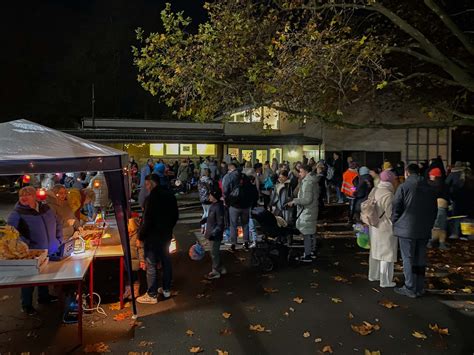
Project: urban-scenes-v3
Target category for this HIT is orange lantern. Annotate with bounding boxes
[93,180,101,188]
[22,175,31,184]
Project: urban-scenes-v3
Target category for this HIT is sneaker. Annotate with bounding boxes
[249,242,257,249]
[426,240,435,249]
[448,234,459,240]
[157,287,171,299]
[21,306,38,316]
[136,293,158,304]
[206,271,221,280]
[310,252,317,260]
[394,286,417,299]
[416,289,426,297]
[38,295,59,304]
[298,255,313,263]
[380,282,397,288]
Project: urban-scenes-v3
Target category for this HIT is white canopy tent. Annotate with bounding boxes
[0,119,137,316]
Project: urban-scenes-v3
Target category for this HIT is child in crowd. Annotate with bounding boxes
[125,216,147,298]
[205,189,227,279]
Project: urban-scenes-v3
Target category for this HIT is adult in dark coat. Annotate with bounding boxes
[392,164,437,298]
[353,166,374,221]
[137,174,179,304]
[331,152,344,203]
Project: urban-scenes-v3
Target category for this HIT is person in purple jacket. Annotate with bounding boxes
[7,186,63,315]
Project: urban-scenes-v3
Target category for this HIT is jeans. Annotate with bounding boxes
[209,240,223,272]
[399,238,427,294]
[145,241,172,296]
[303,234,315,256]
[21,286,49,308]
[202,204,211,228]
[229,206,250,244]
[249,218,258,243]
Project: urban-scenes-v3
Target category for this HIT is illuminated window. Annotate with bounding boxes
[196,144,216,156]
[262,107,280,130]
[165,143,179,155]
[180,144,193,155]
[150,143,164,156]
[228,147,240,159]
[230,108,262,123]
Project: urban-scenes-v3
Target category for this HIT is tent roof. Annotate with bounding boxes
[0,119,128,175]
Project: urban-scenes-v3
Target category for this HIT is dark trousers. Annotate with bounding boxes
[145,241,172,296]
[21,286,49,308]
[399,238,428,294]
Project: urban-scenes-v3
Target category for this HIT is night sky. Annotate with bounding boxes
[0,0,206,127]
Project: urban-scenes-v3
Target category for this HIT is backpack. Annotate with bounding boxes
[229,174,253,207]
[263,176,274,190]
[360,188,385,227]
[326,166,335,181]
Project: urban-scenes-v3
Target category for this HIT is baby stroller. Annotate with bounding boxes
[250,207,301,271]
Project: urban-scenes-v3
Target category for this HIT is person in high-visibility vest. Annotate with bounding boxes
[342,162,359,221]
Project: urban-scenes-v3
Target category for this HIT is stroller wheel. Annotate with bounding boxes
[260,256,274,272]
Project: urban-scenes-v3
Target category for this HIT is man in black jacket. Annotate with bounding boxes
[137,174,179,304]
[392,164,437,298]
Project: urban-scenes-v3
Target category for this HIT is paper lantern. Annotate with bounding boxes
[22,175,31,184]
[36,188,47,201]
[93,180,101,188]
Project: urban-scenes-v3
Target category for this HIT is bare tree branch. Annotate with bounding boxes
[390,72,462,87]
[450,9,474,17]
[424,0,474,57]
[386,47,441,66]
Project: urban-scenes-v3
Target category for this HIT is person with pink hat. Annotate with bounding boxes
[368,169,398,288]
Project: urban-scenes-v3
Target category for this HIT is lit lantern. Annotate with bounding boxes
[169,237,177,254]
[95,212,104,224]
[36,188,47,201]
[22,175,31,184]
[93,180,101,188]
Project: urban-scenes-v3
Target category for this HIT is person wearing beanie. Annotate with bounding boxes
[353,166,374,222]
[382,161,393,171]
[368,168,398,288]
[205,189,227,279]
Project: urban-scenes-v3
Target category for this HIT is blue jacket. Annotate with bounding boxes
[392,175,437,240]
[7,202,63,254]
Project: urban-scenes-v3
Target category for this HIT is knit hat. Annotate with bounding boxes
[383,162,393,171]
[380,170,396,183]
[429,168,442,177]
[209,189,222,201]
[359,166,370,176]
[454,161,463,168]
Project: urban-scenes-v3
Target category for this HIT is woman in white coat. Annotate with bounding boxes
[368,170,398,287]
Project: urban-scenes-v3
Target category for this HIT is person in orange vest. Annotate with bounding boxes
[342,162,359,221]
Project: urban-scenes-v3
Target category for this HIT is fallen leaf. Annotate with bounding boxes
[113,311,132,321]
[364,350,381,355]
[189,346,204,353]
[322,345,333,353]
[303,331,311,338]
[216,350,229,355]
[1,295,11,301]
[412,331,427,340]
[371,288,381,293]
[219,328,233,336]
[443,289,456,294]
[360,261,369,266]
[263,287,279,294]
[333,262,340,266]
[108,302,122,311]
[293,297,304,304]
[249,324,266,332]
[315,338,322,343]
[379,300,399,309]
[461,287,472,294]
[289,307,295,312]
[222,312,232,319]
[351,321,381,336]
[130,320,143,328]
[138,341,154,347]
[429,324,449,336]
[334,276,348,283]
[466,301,474,305]
[312,268,319,273]
[283,312,289,316]
[310,282,319,289]
[186,329,195,337]
[226,291,233,296]
[331,298,343,304]
[84,342,111,353]
[348,312,354,319]
[440,277,452,285]
[196,294,206,299]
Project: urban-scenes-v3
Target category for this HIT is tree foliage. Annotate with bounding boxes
[133,0,474,128]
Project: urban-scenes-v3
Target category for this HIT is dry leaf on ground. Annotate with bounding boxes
[443,289,456,294]
[461,287,472,294]
[322,345,333,353]
[219,328,233,336]
[379,300,399,309]
[108,302,122,311]
[222,312,232,319]
[331,298,343,304]
[284,312,289,316]
[312,268,319,273]
[412,331,428,339]
[84,342,111,353]
[263,287,279,294]
[189,346,204,353]
[138,341,154,347]
[0,295,11,301]
[186,330,195,337]
[466,301,474,305]
[351,321,381,336]
[348,312,354,319]
[315,338,322,343]
[429,324,449,336]
[334,276,348,283]
[216,350,229,355]
[249,324,266,332]
[440,277,452,285]
[310,282,319,289]
[364,350,381,355]
[303,331,310,338]
[113,311,132,321]
[293,297,304,304]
